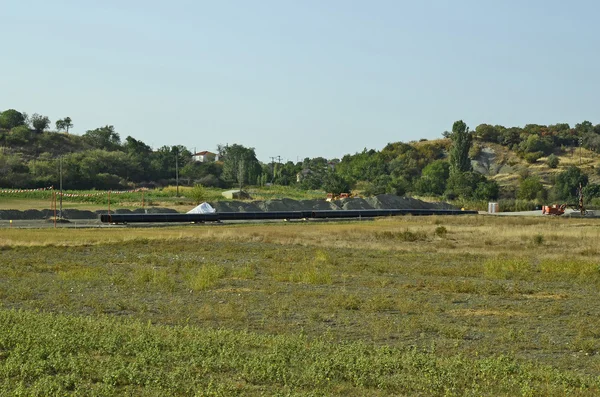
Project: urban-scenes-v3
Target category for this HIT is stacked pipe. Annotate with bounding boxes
[99,209,477,224]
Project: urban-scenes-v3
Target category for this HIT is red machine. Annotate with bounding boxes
[542,204,566,216]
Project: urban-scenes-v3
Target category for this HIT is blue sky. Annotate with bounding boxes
[1,0,598,162]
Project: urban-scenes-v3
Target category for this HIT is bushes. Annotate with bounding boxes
[5,125,31,145]
[446,172,499,200]
[523,151,543,164]
[517,177,546,201]
[546,154,559,168]
[187,184,206,205]
[554,166,588,201]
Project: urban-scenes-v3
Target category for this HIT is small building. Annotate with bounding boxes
[222,189,250,200]
[192,151,218,163]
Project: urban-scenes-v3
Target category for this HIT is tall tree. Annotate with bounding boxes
[554,166,588,201]
[30,113,50,133]
[55,117,73,133]
[0,109,26,129]
[221,144,261,188]
[82,125,121,150]
[448,120,472,175]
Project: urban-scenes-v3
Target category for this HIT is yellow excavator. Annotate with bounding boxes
[325,192,352,202]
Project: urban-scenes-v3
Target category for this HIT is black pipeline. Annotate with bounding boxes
[99,209,477,223]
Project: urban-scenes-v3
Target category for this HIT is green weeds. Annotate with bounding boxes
[2,309,599,396]
[188,264,226,291]
[0,218,599,395]
[374,229,427,242]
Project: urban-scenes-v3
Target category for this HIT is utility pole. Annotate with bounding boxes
[59,156,63,219]
[269,156,276,183]
[175,149,179,197]
[579,138,583,165]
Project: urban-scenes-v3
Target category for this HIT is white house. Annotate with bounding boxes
[192,151,218,163]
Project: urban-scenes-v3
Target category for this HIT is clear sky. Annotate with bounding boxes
[2,0,598,162]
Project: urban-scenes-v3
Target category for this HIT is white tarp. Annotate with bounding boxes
[187,202,216,214]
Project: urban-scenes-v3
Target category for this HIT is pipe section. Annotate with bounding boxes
[100,209,477,223]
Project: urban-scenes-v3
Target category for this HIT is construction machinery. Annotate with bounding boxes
[542,204,567,215]
[326,192,351,202]
[542,183,587,216]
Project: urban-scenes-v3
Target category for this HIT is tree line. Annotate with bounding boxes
[1,107,598,203]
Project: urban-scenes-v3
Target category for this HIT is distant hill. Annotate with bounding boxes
[470,142,600,189]
[2,116,600,205]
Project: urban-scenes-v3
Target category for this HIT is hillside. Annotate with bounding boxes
[3,112,600,206]
[470,142,600,190]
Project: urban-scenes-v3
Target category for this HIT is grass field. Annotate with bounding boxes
[0,185,327,212]
[1,216,600,395]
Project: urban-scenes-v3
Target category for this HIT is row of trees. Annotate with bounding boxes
[469,121,600,163]
[1,107,598,203]
[0,109,72,134]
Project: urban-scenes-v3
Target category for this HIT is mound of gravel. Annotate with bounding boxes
[365,194,456,210]
[23,209,43,219]
[140,207,179,214]
[0,195,456,220]
[0,210,28,220]
[0,208,97,220]
[257,198,305,212]
[340,197,375,210]
[298,199,341,210]
[62,209,96,219]
[211,201,262,212]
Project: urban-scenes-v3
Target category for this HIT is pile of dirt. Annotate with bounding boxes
[298,200,341,211]
[340,197,374,210]
[209,194,455,213]
[0,207,178,220]
[364,194,455,210]
[0,195,455,219]
[210,201,263,212]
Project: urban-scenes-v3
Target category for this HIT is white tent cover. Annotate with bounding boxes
[187,202,216,214]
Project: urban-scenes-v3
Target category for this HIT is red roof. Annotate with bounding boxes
[193,151,216,156]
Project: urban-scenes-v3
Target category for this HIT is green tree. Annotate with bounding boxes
[446,171,485,199]
[554,166,588,201]
[518,176,545,200]
[336,149,387,185]
[474,124,499,142]
[473,179,500,200]
[0,109,26,129]
[322,172,350,195]
[83,126,121,151]
[31,113,50,133]
[520,135,553,155]
[55,117,73,133]
[414,160,449,196]
[583,184,600,199]
[236,159,246,190]
[221,144,261,188]
[546,154,559,168]
[448,120,472,175]
[6,125,31,145]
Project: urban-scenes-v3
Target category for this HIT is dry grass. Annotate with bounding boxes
[1,214,600,394]
[1,215,597,258]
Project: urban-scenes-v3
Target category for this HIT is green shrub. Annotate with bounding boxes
[524,152,543,164]
[187,183,206,205]
[517,176,545,201]
[189,264,226,291]
[546,154,559,168]
[434,226,448,238]
[6,125,31,144]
